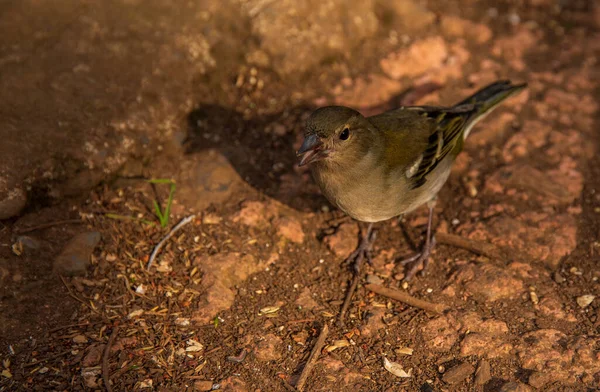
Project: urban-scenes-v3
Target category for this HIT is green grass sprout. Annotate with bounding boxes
[148,178,176,228]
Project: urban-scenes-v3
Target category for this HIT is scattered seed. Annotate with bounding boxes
[395,347,413,356]
[259,306,280,315]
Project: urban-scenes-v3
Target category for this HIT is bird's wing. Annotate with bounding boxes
[370,105,475,189]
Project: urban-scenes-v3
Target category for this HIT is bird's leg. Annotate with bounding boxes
[399,199,437,281]
[345,222,376,272]
[338,222,376,325]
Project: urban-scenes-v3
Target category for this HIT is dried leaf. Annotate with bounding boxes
[383,357,411,378]
[186,339,204,352]
[1,369,12,379]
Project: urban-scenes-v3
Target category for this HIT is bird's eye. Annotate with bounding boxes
[340,128,350,140]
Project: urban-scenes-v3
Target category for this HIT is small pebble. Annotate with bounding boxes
[72,335,88,344]
[553,271,565,283]
[193,380,213,391]
[576,295,595,309]
[508,13,520,25]
[367,274,383,285]
[442,362,475,384]
[474,360,491,385]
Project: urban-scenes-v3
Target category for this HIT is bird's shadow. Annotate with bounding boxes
[182,103,325,212]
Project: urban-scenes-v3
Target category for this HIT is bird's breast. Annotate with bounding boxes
[311,156,410,222]
[311,154,452,223]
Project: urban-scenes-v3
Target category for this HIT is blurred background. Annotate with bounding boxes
[0,0,599,390]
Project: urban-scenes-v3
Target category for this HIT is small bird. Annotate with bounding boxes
[297,80,526,281]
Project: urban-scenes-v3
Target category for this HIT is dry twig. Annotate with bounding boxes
[295,323,329,391]
[147,214,196,270]
[14,219,83,234]
[338,273,360,325]
[102,326,120,392]
[436,232,506,261]
[365,283,449,314]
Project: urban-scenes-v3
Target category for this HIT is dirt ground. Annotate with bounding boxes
[1,0,599,391]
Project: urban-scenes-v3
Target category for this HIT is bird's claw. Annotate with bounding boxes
[344,230,376,274]
[398,236,436,281]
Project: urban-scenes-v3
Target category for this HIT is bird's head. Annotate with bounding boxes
[297,106,375,167]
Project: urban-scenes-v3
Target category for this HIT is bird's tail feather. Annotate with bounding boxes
[456,80,527,139]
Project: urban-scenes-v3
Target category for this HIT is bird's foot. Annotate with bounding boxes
[344,229,377,273]
[398,236,436,281]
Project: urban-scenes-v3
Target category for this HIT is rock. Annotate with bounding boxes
[366,274,383,285]
[81,367,101,389]
[375,0,435,32]
[82,344,105,367]
[544,88,598,116]
[474,360,491,386]
[53,232,101,276]
[110,337,137,353]
[219,376,247,392]
[440,16,492,44]
[460,333,513,359]
[176,149,244,211]
[295,287,320,310]
[468,112,516,147]
[537,296,577,322]
[501,120,550,163]
[359,307,386,337]
[194,380,213,391]
[232,200,279,228]
[469,214,577,268]
[324,222,359,258]
[458,312,509,335]
[254,334,282,362]
[292,330,309,345]
[380,37,449,80]
[193,253,266,323]
[16,236,41,251]
[274,216,305,244]
[485,164,582,205]
[421,315,459,352]
[442,362,475,384]
[491,27,540,71]
[249,0,379,77]
[333,74,404,108]
[0,187,27,220]
[499,381,532,392]
[517,329,600,386]
[322,357,363,385]
[460,264,524,302]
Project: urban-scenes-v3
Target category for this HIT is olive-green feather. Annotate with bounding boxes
[369,80,526,189]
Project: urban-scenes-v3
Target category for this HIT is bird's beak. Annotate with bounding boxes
[297,134,329,166]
